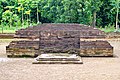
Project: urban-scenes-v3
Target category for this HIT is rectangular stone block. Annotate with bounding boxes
[79,41,113,56]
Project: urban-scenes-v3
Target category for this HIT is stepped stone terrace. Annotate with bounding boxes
[6,23,113,58]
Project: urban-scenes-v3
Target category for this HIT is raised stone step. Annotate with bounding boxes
[15,23,105,39]
[33,53,83,64]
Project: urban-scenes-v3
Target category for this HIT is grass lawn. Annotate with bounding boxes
[0,25,120,33]
[99,28,115,33]
[0,25,28,33]
[0,30,16,33]
[0,23,38,33]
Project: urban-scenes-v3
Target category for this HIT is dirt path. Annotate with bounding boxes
[0,39,120,80]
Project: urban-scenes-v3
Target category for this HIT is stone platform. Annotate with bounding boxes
[33,53,83,64]
[14,23,105,39]
[6,40,113,57]
[6,23,113,58]
[80,41,113,56]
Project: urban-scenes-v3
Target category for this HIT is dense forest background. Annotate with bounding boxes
[0,0,120,33]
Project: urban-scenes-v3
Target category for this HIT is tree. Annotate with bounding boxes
[110,0,120,31]
[30,0,40,24]
[56,0,79,23]
[90,0,103,27]
[77,0,93,25]
[17,0,26,27]
[25,10,31,26]
[12,14,19,30]
[0,0,119,31]
[2,10,13,27]
[0,1,3,21]
[4,6,14,27]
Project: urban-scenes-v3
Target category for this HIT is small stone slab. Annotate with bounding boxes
[33,53,83,64]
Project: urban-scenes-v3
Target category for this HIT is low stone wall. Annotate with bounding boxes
[6,41,39,57]
[0,34,14,39]
[80,41,113,56]
[106,32,120,39]
[6,48,38,57]
[80,48,113,56]
[6,40,113,57]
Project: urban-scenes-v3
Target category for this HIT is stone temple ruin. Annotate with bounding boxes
[6,23,113,64]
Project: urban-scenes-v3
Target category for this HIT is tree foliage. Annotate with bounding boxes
[0,0,120,29]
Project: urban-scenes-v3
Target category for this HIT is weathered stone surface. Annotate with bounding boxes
[6,41,39,57]
[39,31,80,55]
[80,41,113,56]
[14,23,105,39]
[0,34,14,39]
[6,23,113,57]
[33,53,83,64]
[6,40,113,57]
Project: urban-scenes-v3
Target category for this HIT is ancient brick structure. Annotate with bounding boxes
[14,23,106,39]
[6,41,39,57]
[6,23,113,57]
[80,41,113,56]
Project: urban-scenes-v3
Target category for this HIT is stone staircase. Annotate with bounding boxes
[33,53,83,64]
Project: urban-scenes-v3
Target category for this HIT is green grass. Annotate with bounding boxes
[98,25,116,33]
[0,30,16,33]
[99,28,120,33]
[0,23,38,33]
[0,25,29,33]
[0,24,120,33]
[99,28,115,33]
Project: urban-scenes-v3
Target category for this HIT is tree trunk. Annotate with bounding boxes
[115,7,119,31]
[10,13,12,28]
[22,5,24,28]
[10,9,12,28]
[92,11,96,28]
[37,5,39,24]
[16,21,18,30]
[27,14,29,26]
[2,21,3,33]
